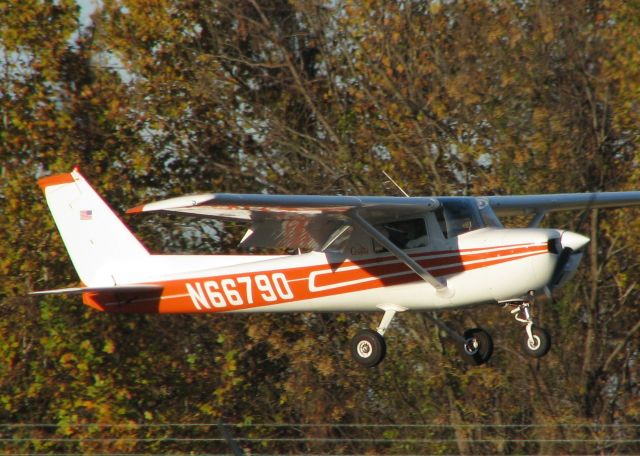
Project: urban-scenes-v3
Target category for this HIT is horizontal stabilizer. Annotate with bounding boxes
[30,284,163,296]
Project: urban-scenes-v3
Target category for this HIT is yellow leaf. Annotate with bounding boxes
[103,339,116,354]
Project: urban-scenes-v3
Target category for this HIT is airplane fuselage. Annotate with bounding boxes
[83,227,577,314]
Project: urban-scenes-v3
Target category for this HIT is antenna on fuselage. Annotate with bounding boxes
[382,170,410,197]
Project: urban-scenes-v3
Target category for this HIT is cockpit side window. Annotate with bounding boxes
[373,218,428,252]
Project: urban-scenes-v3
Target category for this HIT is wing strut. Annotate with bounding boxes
[348,210,452,296]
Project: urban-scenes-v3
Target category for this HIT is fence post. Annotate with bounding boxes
[217,421,244,456]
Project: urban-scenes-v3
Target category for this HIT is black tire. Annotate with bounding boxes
[458,327,493,365]
[350,329,386,368]
[522,326,551,358]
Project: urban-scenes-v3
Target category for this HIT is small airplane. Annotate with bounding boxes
[32,168,640,367]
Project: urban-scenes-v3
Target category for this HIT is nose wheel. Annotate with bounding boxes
[521,325,551,357]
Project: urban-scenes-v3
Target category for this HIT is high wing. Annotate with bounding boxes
[127,193,440,251]
[487,191,640,216]
[128,193,449,292]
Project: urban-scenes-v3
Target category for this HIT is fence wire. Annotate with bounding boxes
[0,422,638,455]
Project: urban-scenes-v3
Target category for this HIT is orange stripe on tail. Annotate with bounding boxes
[38,173,75,191]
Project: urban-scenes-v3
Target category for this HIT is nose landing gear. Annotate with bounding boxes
[505,293,551,358]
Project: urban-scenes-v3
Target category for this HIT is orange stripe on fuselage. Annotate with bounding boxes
[310,243,548,290]
[83,242,550,313]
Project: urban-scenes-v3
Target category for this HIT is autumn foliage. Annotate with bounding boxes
[1,0,639,454]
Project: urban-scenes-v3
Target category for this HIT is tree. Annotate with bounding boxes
[1,0,638,453]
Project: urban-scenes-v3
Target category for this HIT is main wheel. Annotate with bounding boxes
[350,329,386,368]
[522,326,551,358]
[458,328,493,365]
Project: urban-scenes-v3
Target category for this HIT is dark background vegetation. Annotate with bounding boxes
[1,0,639,453]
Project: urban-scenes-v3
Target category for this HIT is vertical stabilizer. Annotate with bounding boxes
[38,169,149,286]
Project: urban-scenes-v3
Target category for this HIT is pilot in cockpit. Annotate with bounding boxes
[380,218,428,250]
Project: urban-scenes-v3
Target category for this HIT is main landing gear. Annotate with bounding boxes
[350,293,551,368]
[349,304,496,368]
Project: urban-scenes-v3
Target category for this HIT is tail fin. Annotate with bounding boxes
[38,169,149,287]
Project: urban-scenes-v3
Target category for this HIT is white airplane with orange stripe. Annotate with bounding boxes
[33,169,640,367]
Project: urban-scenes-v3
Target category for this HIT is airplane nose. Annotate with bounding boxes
[560,231,590,251]
[548,230,590,289]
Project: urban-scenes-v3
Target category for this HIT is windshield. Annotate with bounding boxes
[435,198,488,238]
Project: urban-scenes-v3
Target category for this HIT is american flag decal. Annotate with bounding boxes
[80,209,93,220]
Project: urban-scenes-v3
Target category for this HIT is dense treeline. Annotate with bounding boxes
[0,0,639,454]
